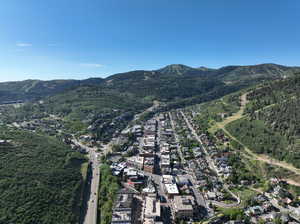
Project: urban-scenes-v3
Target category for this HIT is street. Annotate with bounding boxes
[72,139,100,224]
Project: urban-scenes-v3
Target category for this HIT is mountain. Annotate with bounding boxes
[2,63,300,142]
[157,64,206,76]
[214,63,300,83]
[226,74,300,168]
[1,64,299,105]
[0,78,104,103]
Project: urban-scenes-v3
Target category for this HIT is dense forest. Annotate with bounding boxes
[0,127,86,224]
[227,74,300,168]
[98,164,120,224]
[0,78,104,103]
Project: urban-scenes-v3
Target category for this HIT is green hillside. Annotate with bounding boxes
[2,63,300,142]
[0,127,86,224]
[226,74,300,168]
[0,78,104,103]
[1,63,299,105]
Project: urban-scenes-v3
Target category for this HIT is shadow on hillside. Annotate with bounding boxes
[79,163,93,224]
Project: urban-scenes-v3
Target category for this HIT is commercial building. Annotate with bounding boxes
[172,195,195,219]
[111,192,134,224]
[144,157,155,173]
[144,196,161,222]
[164,183,179,198]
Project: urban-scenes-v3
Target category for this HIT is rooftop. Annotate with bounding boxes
[165,183,179,194]
[114,193,133,210]
[144,196,161,218]
[173,195,195,211]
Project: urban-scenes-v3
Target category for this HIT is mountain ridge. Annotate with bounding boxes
[0,63,300,104]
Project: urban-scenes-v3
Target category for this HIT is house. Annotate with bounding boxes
[207,191,216,200]
[127,156,144,170]
[246,206,264,216]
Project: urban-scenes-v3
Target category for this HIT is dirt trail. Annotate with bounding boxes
[210,92,300,183]
[209,93,248,133]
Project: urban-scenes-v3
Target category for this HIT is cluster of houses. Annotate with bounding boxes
[199,134,232,178]
[107,111,300,224]
[107,113,205,223]
[11,118,63,136]
[244,190,300,223]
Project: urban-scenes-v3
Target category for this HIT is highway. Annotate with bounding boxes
[72,139,100,224]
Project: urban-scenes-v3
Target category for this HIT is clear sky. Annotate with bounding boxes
[0,0,299,82]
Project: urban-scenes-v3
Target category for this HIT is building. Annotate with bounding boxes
[127,156,144,170]
[111,191,134,224]
[172,195,195,219]
[144,196,161,223]
[164,183,179,198]
[143,135,156,150]
[144,157,155,173]
[132,125,143,137]
[161,154,170,168]
[162,175,174,184]
[176,176,190,186]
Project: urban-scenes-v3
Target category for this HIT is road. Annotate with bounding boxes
[185,174,207,208]
[72,139,100,224]
[168,112,185,163]
[133,100,160,121]
[180,110,241,208]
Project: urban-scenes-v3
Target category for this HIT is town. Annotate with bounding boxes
[4,103,300,224]
[91,110,300,224]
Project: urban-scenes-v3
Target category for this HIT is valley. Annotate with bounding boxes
[0,64,300,224]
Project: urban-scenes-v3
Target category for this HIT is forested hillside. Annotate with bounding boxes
[0,127,86,224]
[226,74,300,168]
[2,63,299,143]
[1,63,299,104]
[0,78,103,103]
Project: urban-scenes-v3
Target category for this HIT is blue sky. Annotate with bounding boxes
[0,0,299,82]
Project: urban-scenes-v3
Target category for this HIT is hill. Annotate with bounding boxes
[0,78,104,103]
[0,126,87,224]
[213,63,300,84]
[1,63,299,104]
[2,63,300,142]
[226,73,300,168]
